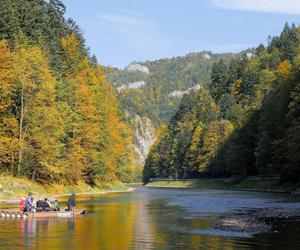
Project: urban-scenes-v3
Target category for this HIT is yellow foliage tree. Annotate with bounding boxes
[0,40,18,167]
[254,69,276,108]
[198,120,234,173]
[11,44,64,181]
[276,60,292,79]
[60,35,133,183]
[91,65,134,182]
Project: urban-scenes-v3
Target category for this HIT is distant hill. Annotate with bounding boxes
[106,51,248,125]
[105,51,253,164]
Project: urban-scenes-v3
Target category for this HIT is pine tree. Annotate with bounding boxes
[210,59,229,101]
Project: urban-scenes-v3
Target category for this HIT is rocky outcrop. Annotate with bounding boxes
[117,81,146,92]
[246,52,254,59]
[126,63,150,74]
[203,53,211,60]
[168,84,201,98]
[131,114,156,164]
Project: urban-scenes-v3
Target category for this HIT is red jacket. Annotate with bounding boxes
[19,199,26,211]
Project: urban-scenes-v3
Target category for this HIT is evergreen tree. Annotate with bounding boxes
[210,59,229,101]
[144,24,300,184]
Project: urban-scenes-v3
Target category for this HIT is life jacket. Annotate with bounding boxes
[19,199,26,211]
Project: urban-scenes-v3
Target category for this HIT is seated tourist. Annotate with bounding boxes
[25,193,33,212]
[36,199,45,210]
[19,198,26,212]
[43,198,51,211]
[54,199,60,211]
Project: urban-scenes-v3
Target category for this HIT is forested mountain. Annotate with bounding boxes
[2,1,298,187]
[0,0,135,184]
[106,51,252,164]
[106,51,241,125]
[143,23,300,183]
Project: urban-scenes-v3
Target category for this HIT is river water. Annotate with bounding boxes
[1,186,300,249]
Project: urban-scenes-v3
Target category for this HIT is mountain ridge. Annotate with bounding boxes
[104,49,255,165]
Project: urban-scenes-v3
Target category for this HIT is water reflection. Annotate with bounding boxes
[134,203,155,249]
[15,217,76,248]
[0,187,300,249]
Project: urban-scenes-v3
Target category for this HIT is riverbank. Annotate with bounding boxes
[214,207,300,234]
[146,181,300,236]
[146,178,300,194]
[0,176,131,204]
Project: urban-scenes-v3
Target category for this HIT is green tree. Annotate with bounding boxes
[210,59,229,101]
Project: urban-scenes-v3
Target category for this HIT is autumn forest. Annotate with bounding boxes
[0,0,300,188]
[0,0,135,185]
[144,23,300,183]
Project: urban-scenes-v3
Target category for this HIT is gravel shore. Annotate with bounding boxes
[214,207,300,234]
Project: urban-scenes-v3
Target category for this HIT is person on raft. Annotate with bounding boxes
[25,192,33,212]
[67,193,76,211]
[44,198,52,210]
[31,198,37,213]
[19,198,26,212]
[36,198,57,211]
[54,199,60,211]
[22,194,61,212]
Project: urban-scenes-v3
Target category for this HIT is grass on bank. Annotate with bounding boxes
[146,178,300,193]
[125,182,143,186]
[0,175,128,200]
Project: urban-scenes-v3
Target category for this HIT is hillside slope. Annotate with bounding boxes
[105,51,250,163]
[0,0,135,185]
[143,23,300,183]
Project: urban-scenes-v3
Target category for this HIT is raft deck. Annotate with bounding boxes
[0,209,85,218]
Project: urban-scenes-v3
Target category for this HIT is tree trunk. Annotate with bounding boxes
[17,86,24,174]
[10,155,14,176]
[31,166,36,182]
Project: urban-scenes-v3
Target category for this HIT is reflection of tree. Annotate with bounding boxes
[67,218,75,230]
[133,201,155,249]
[17,217,76,249]
[145,200,236,249]
[19,218,37,248]
[1,193,238,249]
[190,220,234,249]
[63,197,138,249]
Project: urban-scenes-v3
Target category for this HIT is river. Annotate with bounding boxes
[1,186,300,249]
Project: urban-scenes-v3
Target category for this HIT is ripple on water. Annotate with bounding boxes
[170,225,253,238]
[166,189,300,217]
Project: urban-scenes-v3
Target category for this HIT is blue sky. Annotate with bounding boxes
[63,0,300,68]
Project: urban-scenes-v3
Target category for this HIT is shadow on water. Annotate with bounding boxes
[0,186,300,249]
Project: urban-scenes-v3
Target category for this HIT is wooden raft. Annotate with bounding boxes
[0,209,85,218]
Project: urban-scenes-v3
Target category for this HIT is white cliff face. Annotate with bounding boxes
[117,81,146,92]
[168,84,201,98]
[203,53,211,60]
[126,63,150,74]
[131,115,156,164]
[246,52,254,59]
